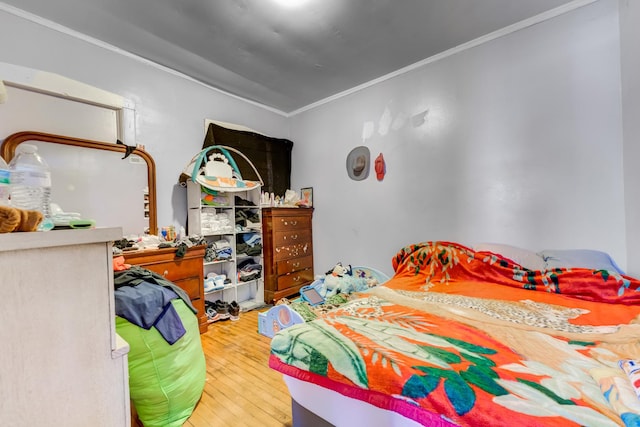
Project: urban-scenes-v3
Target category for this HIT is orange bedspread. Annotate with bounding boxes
[270,241,640,426]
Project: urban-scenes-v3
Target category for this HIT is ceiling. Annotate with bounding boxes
[4,0,578,113]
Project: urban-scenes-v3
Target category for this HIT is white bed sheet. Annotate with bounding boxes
[284,375,425,427]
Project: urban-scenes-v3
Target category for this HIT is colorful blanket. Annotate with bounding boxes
[269,241,640,426]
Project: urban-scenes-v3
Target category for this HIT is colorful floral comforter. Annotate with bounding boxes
[269,241,640,426]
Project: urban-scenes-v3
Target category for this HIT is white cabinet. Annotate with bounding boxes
[0,228,130,427]
[187,181,264,311]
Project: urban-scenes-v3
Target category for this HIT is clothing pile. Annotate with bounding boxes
[236,233,262,256]
[113,265,205,427]
[113,266,197,344]
[234,195,255,207]
[204,239,232,262]
[237,258,262,282]
[234,196,260,230]
[235,209,260,231]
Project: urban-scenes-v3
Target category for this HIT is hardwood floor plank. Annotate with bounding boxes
[186,309,293,427]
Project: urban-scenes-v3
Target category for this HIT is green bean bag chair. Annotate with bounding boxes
[116,299,205,427]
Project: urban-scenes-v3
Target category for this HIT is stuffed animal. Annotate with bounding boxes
[324,262,369,297]
[324,262,352,277]
[0,205,43,233]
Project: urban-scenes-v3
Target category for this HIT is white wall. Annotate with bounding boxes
[0,8,289,231]
[620,0,640,277]
[2,1,635,279]
[290,0,626,276]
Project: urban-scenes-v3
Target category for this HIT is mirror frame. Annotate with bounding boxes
[1,131,158,236]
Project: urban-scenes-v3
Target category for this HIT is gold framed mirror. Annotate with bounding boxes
[1,131,157,236]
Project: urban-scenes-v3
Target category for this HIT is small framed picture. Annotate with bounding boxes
[300,187,313,207]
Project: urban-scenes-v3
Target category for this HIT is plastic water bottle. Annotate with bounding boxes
[0,156,9,206]
[8,144,54,231]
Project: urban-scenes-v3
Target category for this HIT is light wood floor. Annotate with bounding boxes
[184,309,293,427]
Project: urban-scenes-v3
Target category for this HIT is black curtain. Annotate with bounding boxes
[201,122,293,196]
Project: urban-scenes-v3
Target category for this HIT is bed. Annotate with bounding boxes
[258,264,390,339]
[269,241,640,427]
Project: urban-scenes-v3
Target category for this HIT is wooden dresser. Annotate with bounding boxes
[262,208,314,303]
[122,245,208,333]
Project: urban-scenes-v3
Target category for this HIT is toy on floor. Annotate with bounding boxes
[299,284,325,306]
[258,305,304,338]
[0,205,43,233]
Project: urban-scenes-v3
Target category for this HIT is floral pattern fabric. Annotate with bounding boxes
[270,241,640,427]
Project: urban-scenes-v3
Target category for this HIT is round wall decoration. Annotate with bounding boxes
[346,146,370,181]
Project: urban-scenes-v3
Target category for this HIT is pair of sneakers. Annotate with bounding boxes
[206,300,240,322]
[227,301,240,321]
[204,274,227,293]
[204,300,220,323]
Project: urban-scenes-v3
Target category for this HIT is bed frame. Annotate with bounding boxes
[292,399,333,427]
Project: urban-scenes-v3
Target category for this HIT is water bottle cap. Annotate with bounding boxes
[16,144,38,154]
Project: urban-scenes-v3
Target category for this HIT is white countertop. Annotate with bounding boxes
[0,227,123,252]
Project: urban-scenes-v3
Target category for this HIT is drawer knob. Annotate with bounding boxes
[291,234,298,240]
[163,270,169,277]
[292,262,300,268]
[293,276,301,282]
[291,220,298,226]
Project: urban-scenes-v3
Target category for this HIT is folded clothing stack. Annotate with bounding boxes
[237,258,262,282]
[204,239,232,263]
[236,233,262,256]
[212,239,232,260]
[235,209,260,230]
[200,211,233,234]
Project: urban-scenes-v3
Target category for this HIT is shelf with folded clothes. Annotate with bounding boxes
[236,227,261,233]
[203,259,234,266]
[187,181,265,311]
[196,207,234,236]
[236,254,260,263]
[234,203,261,232]
[202,231,234,238]
[204,283,235,295]
[203,236,234,263]
[236,278,260,286]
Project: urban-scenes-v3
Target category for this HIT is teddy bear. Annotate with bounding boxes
[0,205,44,233]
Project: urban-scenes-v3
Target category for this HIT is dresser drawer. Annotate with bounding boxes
[276,255,313,275]
[273,229,311,247]
[173,277,201,301]
[140,257,202,282]
[277,268,314,290]
[272,215,311,232]
[189,295,204,317]
[122,245,208,333]
[274,241,312,261]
